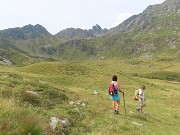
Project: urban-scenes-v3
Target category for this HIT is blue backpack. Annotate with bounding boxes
[109,83,118,95]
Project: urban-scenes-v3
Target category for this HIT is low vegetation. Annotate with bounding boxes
[0,57,179,135]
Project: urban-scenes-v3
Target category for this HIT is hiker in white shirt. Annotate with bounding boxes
[136,85,146,114]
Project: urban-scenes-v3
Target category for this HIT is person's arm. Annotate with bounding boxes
[117,82,124,93]
[138,94,143,99]
[138,90,144,99]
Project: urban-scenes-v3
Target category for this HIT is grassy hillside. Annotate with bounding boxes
[0,58,179,134]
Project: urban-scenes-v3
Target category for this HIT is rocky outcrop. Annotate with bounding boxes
[55,24,108,40]
[0,57,13,66]
[90,24,108,35]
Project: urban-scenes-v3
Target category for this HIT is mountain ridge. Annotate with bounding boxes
[0,0,179,65]
[108,0,180,35]
[0,24,52,40]
[55,24,108,40]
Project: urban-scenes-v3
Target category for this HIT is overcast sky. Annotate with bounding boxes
[0,0,165,34]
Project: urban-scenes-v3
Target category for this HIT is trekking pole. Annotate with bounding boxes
[123,93,126,115]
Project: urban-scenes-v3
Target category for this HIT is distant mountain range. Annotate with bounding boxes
[0,24,107,41]
[0,0,179,65]
[55,24,108,40]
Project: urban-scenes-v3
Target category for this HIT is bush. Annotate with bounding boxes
[141,71,180,82]
[18,116,43,135]
[1,89,13,98]
[42,89,69,104]
[42,99,55,109]
[21,91,41,106]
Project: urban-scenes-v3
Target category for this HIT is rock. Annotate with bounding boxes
[22,91,40,104]
[93,91,98,95]
[44,44,52,48]
[25,91,38,96]
[69,101,76,105]
[0,57,13,66]
[59,118,70,126]
[79,102,86,107]
[69,101,86,107]
[76,101,86,107]
[139,53,153,59]
[50,117,70,130]
[132,122,147,127]
[50,117,59,130]
[168,42,176,49]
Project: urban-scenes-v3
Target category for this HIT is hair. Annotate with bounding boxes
[112,75,117,81]
[141,85,146,90]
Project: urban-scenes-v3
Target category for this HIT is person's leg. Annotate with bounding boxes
[139,102,145,113]
[112,100,115,111]
[114,100,120,114]
[140,104,143,112]
[136,99,143,112]
[136,106,140,111]
[116,100,120,110]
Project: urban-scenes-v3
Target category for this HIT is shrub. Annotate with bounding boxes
[21,91,41,106]
[141,71,180,82]
[18,116,43,135]
[1,89,13,98]
[42,99,55,109]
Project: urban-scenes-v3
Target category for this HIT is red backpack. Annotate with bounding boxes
[109,83,118,95]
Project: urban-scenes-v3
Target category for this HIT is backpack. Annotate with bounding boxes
[109,83,118,96]
[132,89,139,100]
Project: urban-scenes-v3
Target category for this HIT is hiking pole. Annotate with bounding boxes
[123,93,126,115]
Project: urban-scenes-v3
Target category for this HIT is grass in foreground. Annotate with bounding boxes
[0,58,179,135]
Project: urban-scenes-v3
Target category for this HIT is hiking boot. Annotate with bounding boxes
[139,111,144,114]
[116,110,120,115]
[136,108,140,112]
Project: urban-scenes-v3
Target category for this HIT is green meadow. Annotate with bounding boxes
[0,58,179,135]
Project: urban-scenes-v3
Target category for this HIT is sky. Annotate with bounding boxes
[0,0,165,34]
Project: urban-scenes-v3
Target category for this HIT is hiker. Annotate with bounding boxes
[110,75,124,115]
[136,85,146,114]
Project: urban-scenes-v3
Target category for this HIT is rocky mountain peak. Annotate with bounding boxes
[21,24,34,30]
[55,24,108,40]
[108,0,180,35]
[0,24,52,40]
[144,0,180,14]
[21,24,51,37]
[92,24,103,33]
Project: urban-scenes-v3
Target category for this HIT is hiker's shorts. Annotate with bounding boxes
[139,99,145,106]
[110,94,120,101]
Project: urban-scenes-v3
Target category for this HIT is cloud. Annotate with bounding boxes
[112,12,133,27]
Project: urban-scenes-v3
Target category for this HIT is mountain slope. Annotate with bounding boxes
[0,24,55,65]
[55,24,108,40]
[0,0,179,64]
[108,0,180,36]
[54,0,179,60]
